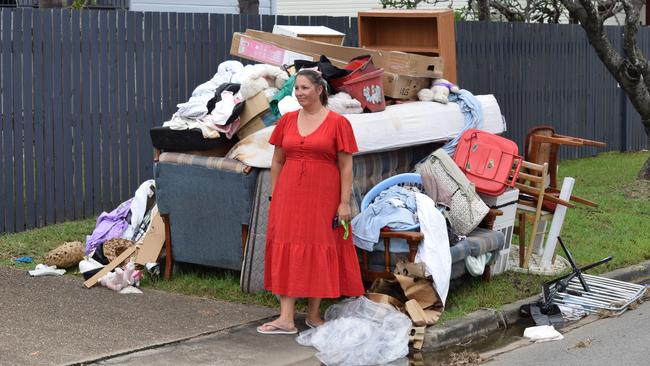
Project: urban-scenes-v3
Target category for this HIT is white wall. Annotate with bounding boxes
[130,0,274,15]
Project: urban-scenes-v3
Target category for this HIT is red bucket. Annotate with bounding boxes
[336,68,385,112]
[331,55,385,112]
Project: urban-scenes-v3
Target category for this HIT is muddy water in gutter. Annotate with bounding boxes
[411,283,650,364]
[408,319,533,365]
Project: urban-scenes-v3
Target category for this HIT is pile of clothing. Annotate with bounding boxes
[160,57,367,143]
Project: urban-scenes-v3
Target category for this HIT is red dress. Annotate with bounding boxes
[264,110,365,298]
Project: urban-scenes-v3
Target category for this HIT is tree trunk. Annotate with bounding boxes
[39,0,66,7]
[239,0,259,15]
[638,123,650,181]
[477,0,491,20]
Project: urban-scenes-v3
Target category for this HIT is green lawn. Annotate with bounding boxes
[2,151,649,322]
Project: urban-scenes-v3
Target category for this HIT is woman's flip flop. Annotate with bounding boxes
[256,322,298,335]
[305,319,322,329]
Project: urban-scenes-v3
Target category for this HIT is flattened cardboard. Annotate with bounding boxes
[383,72,432,99]
[83,245,138,288]
[244,29,444,78]
[135,207,165,265]
[395,260,430,279]
[231,33,314,66]
[405,299,428,326]
[366,292,404,310]
[394,274,440,309]
[239,92,270,126]
[236,114,265,140]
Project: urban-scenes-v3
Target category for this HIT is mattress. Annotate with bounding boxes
[226,95,506,168]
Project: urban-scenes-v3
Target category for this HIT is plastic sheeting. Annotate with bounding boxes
[296,297,411,366]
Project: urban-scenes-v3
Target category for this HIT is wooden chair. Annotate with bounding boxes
[514,160,574,268]
[525,126,605,208]
[359,208,503,283]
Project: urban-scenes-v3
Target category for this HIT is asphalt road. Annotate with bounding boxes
[483,300,650,366]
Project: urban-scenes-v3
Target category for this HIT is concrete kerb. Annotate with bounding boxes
[422,259,650,352]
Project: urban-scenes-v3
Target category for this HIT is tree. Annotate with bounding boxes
[238,0,259,14]
[382,0,650,180]
[488,0,650,179]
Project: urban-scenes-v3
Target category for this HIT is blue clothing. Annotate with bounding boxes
[442,90,484,156]
[351,186,417,251]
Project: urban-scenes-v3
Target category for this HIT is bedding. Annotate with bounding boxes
[226,95,505,168]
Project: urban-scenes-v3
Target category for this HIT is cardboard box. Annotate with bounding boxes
[239,92,270,125]
[236,92,272,140]
[272,25,345,45]
[383,72,432,99]
[231,33,314,66]
[243,30,443,78]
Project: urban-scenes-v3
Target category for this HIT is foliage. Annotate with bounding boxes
[71,0,86,9]
[380,0,438,9]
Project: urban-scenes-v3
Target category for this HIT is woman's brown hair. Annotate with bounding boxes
[296,69,328,106]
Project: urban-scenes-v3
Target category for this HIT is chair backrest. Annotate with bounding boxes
[514,159,574,211]
[514,160,548,211]
[514,160,549,268]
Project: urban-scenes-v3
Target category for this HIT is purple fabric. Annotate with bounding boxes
[85,198,133,255]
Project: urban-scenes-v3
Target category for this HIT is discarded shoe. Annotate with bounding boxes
[256,323,298,335]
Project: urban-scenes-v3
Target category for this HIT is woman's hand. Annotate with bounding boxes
[337,202,351,223]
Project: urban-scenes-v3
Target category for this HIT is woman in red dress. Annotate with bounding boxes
[257,69,365,335]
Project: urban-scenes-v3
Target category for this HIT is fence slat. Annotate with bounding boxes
[127,11,138,193]
[98,11,110,211]
[177,12,186,102]
[118,10,129,200]
[0,10,4,233]
[183,12,193,99]
[42,10,55,225]
[12,9,25,231]
[22,8,35,229]
[90,9,101,214]
[151,12,162,127]
[32,9,45,227]
[71,11,83,220]
[107,10,119,206]
[62,10,74,221]
[208,13,218,71]
[2,9,14,232]
[52,10,66,222]
[81,10,93,217]
[169,12,179,118]
[198,13,208,81]
[135,12,149,183]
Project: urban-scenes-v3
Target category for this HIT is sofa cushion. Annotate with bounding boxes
[159,152,250,174]
[450,227,505,263]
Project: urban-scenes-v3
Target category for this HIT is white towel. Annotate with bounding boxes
[414,192,451,305]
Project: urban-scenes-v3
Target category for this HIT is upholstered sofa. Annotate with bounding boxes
[153,142,505,284]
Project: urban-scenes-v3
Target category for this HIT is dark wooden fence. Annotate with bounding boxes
[0,8,647,234]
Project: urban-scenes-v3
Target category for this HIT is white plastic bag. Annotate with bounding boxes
[296,297,411,366]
